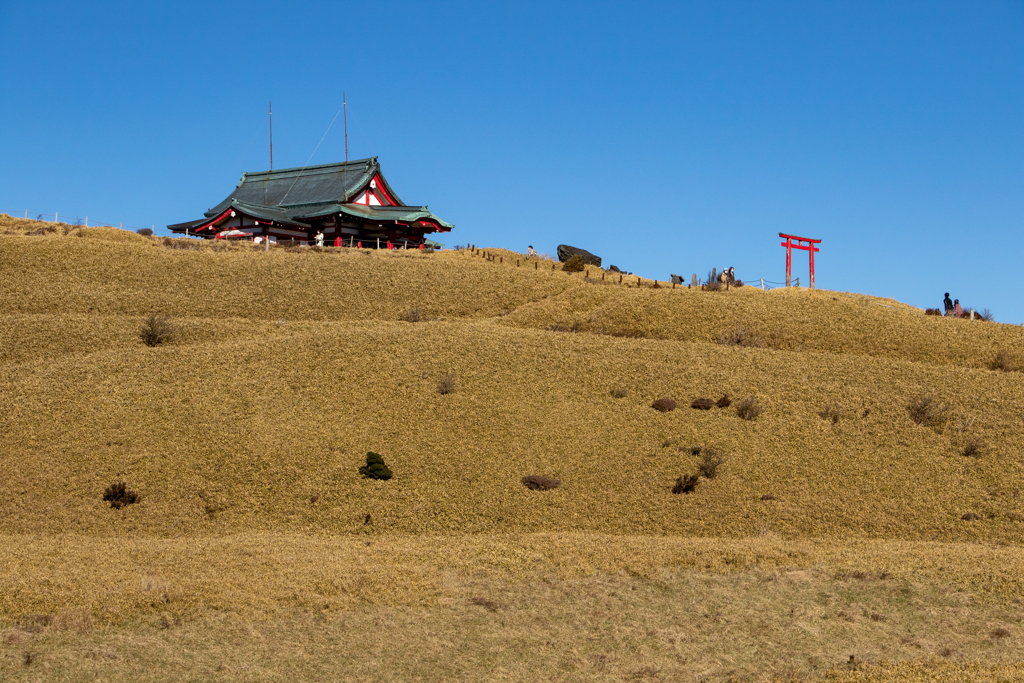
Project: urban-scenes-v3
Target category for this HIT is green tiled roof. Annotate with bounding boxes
[168,157,452,234]
[206,157,403,217]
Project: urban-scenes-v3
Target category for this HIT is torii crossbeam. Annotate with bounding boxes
[779,233,822,289]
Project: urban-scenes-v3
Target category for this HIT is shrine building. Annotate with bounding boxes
[167,157,452,246]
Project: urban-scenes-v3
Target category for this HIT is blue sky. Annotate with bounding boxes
[2,1,1022,321]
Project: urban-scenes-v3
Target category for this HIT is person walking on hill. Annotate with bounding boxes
[954,299,963,318]
[943,293,954,316]
[527,245,538,258]
[314,231,324,247]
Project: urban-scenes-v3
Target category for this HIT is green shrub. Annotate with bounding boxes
[562,255,584,272]
[359,452,393,480]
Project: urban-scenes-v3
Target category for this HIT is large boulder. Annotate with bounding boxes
[557,245,602,268]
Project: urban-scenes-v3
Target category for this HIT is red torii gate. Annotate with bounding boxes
[779,233,821,289]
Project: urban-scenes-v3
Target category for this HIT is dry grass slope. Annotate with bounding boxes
[1,216,1023,680]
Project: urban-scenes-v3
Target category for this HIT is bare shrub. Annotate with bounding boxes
[198,490,225,518]
[990,351,1017,372]
[522,475,560,491]
[979,308,995,322]
[546,321,584,333]
[961,437,984,458]
[907,394,948,427]
[990,627,1012,640]
[102,482,138,509]
[438,372,456,395]
[819,404,843,424]
[137,228,154,236]
[562,254,585,272]
[698,447,726,479]
[717,327,772,348]
[691,398,714,410]
[661,439,673,448]
[139,313,176,347]
[924,308,942,316]
[468,596,501,612]
[652,398,677,412]
[402,305,423,323]
[736,396,763,421]
[716,395,731,408]
[53,608,93,634]
[610,387,628,399]
[672,474,699,494]
[962,512,981,521]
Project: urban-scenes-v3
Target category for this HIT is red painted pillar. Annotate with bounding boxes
[785,240,792,287]
[808,242,815,289]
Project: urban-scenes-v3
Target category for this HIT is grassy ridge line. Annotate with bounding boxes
[3,533,1024,624]
[2,229,1022,373]
[0,232,571,322]
[1,320,1021,540]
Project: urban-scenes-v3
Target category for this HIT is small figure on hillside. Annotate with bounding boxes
[954,299,963,318]
[314,231,324,247]
[727,267,736,283]
[943,293,954,316]
[527,245,538,258]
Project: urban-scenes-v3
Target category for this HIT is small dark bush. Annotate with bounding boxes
[990,627,1011,640]
[137,228,153,236]
[736,396,763,421]
[522,475,560,491]
[562,254,585,272]
[961,437,984,458]
[924,308,942,316]
[402,305,423,322]
[661,438,673,448]
[681,445,702,455]
[610,387,628,399]
[717,327,770,348]
[103,481,139,509]
[716,395,731,408]
[819,404,843,424]
[438,372,456,395]
[652,398,677,412]
[908,394,948,427]
[990,351,1017,372]
[698,447,726,479]
[198,490,224,518]
[672,474,699,494]
[760,494,776,501]
[691,398,714,410]
[359,452,393,480]
[962,512,981,521]
[139,313,176,347]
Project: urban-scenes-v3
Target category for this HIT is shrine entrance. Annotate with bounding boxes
[779,233,821,289]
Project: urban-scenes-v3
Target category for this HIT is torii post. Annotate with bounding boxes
[779,233,821,289]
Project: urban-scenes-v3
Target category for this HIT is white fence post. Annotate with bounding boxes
[760,278,764,290]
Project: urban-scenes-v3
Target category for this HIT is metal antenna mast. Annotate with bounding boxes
[343,92,348,163]
[269,101,273,171]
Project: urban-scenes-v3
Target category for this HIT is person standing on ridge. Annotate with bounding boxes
[943,293,954,316]
[954,299,963,318]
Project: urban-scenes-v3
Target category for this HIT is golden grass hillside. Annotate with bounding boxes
[2,216,1024,681]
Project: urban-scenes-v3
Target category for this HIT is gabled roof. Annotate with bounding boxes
[205,157,405,217]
